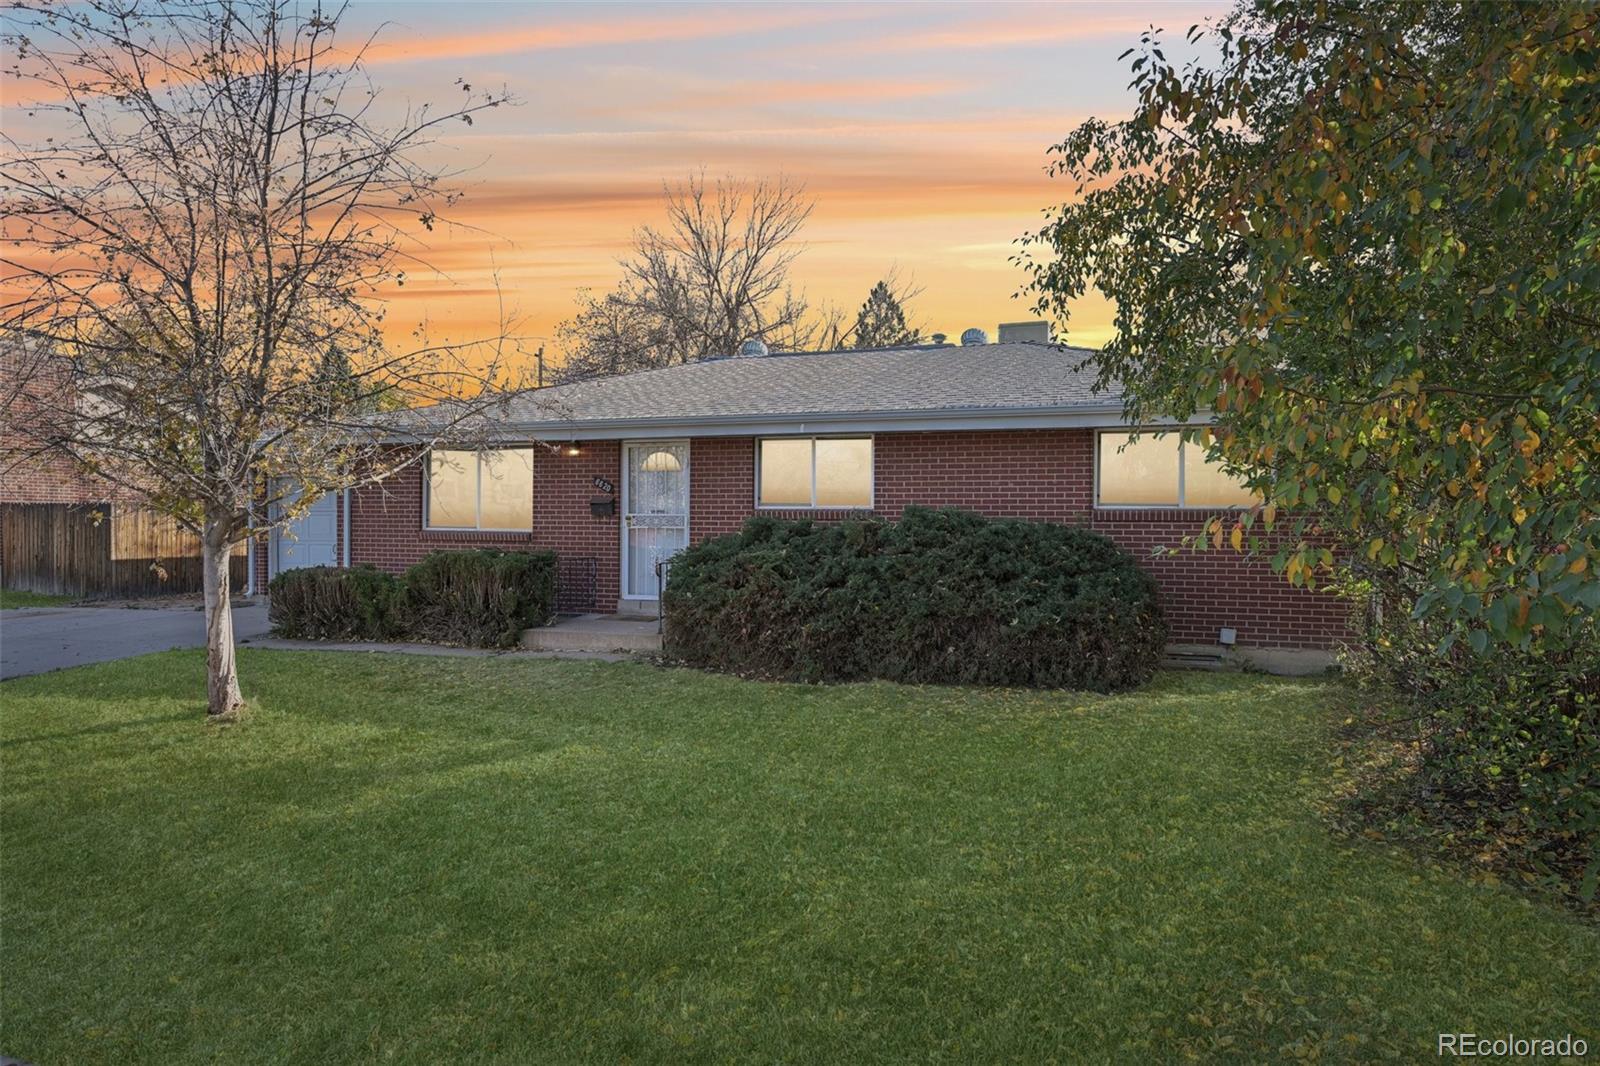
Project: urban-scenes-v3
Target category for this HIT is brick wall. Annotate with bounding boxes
[291,430,1347,649]
[0,346,113,507]
[530,442,621,610]
[261,444,626,609]
[0,454,107,506]
[688,431,1343,649]
[345,458,534,571]
[688,430,1096,532]
[1087,508,1347,650]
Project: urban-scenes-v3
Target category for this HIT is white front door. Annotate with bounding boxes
[621,441,689,599]
[273,487,339,575]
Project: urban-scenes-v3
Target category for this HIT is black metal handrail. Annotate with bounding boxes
[654,556,674,633]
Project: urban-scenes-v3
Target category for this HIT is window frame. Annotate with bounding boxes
[423,447,535,532]
[1094,427,1255,510]
[754,435,875,510]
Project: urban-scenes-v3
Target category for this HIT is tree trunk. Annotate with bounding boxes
[202,518,243,718]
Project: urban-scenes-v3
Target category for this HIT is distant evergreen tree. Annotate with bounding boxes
[315,343,360,411]
[851,280,920,349]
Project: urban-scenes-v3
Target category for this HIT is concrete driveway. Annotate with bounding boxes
[0,602,272,680]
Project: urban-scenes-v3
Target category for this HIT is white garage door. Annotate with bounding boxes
[273,489,339,574]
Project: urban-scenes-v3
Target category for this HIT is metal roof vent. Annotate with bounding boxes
[960,327,988,346]
[738,338,770,358]
[930,332,948,345]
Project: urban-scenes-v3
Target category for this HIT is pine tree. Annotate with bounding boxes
[851,280,920,349]
[316,344,360,412]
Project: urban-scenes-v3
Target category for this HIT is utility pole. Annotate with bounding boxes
[536,345,545,388]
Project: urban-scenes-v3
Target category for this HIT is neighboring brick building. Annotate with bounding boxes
[2,343,109,592]
[1,344,244,598]
[255,329,1349,669]
[0,344,109,507]
[0,450,107,506]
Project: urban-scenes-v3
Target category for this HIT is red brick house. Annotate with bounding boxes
[253,326,1347,671]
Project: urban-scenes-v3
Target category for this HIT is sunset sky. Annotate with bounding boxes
[337,0,1230,364]
[6,1,1229,367]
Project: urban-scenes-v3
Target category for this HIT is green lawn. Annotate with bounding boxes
[2,654,1595,1063]
[0,587,73,609]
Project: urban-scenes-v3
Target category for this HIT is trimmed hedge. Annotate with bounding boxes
[402,549,558,648]
[268,549,556,649]
[268,565,402,641]
[663,506,1167,691]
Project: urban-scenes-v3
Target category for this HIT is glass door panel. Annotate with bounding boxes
[623,442,688,598]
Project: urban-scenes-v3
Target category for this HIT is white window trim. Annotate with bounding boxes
[423,447,535,532]
[1093,427,1254,510]
[754,435,875,510]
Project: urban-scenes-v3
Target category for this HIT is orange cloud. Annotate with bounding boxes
[362,89,1104,354]
[661,77,967,109]
[359,6,867,66]
[5,2,1136,368]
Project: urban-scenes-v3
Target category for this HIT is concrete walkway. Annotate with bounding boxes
[1,602,272,680]
[241,635,637,662]
[521,614,663,654]
[0,602,662,680]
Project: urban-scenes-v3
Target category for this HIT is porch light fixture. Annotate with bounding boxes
[640,449,682,473]
[563,443,581,457]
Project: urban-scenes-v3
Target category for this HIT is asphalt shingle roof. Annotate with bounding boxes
[500,341,1120,430]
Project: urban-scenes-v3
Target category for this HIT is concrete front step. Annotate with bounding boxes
[614,598,660,620]
[522,613,662,654]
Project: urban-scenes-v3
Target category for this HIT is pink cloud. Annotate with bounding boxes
[662,77,967,109]
[358,7,868,66]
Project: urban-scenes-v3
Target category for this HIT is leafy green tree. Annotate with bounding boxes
[1022,0,1598,651]
[851,279,921,349]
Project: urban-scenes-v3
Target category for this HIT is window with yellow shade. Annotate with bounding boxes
[1096,430,1256,508]
[757,437,872,509]
[426,448,534,530]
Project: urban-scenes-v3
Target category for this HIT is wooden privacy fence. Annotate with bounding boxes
[1,502,246,599]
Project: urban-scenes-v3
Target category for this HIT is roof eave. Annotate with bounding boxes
[451,403,1183,441]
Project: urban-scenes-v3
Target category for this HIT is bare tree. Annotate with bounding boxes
[557,174,826,381]
[555,287,682,382]
[1,0,528,717]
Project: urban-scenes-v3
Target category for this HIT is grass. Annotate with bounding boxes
[0,587,74,609]
[2,653,1596,1064]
